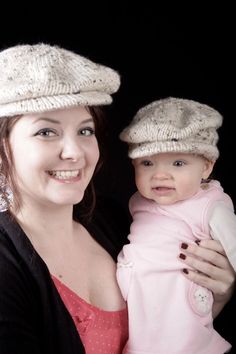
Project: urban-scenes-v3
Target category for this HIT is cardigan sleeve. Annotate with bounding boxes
[0,230,42,354]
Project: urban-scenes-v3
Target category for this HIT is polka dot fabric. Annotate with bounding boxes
[52,275,128,353]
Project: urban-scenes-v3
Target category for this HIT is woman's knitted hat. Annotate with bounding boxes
[0,43,120,117]
[120,97,223,161]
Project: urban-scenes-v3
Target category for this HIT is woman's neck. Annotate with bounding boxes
[13,201,78,248]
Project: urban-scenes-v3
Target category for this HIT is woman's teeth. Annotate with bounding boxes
[48,170,79,179]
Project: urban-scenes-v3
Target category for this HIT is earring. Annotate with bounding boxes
[200,178,210,190]
[0,173,13,212]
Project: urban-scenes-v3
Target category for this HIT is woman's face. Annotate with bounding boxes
[9,106,100,209]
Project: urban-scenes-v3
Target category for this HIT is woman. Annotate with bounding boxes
[0,43,234,354]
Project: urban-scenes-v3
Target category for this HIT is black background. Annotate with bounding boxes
[0,7,234,212]
[0,5,235,349]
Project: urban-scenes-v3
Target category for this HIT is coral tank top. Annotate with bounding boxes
[52,275,128,354]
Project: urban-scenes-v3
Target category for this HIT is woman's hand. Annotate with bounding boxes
[179,239,235,318]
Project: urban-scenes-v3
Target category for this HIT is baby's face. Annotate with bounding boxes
[132,152,214,205]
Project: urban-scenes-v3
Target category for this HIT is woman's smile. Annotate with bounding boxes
[46,170,81,183]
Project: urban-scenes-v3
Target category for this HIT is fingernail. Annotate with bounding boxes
[181,243,188,249]
[195,240,200,246]
[179,253,186,260]
[183,268,189,274]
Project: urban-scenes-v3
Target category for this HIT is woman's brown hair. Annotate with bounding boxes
[0,107,107,219]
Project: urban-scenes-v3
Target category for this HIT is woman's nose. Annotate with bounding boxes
[59,138,84,161]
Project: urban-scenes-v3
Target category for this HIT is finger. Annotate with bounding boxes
[180,252,235,286]
[196,239,226,255]
[180,243,228,269]
[179,253,235,283]
[182,269,218,293]
[182,269,234,297]
[179,253,224,279]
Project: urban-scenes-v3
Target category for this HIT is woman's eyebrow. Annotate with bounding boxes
[33,117,94,124]
[33,117,60,124]
[81,118,94,124]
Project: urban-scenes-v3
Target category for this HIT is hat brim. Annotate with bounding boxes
[128,141,219,161]
[0,91,112,118]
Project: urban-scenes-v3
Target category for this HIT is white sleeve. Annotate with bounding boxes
[117,246,134,301]
[209,201,236,271]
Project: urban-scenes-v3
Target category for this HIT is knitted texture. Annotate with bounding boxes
[0,43,120,117]
[120,97,223,161]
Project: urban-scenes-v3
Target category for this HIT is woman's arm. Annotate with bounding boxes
[179,239,235,318]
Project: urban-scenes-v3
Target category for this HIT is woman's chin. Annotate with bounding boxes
[50,193,84,207]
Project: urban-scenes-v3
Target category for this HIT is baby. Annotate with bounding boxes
[117,97,236,354]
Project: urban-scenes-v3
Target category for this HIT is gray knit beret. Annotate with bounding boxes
[120,97,223,161]
[0,43,121,117]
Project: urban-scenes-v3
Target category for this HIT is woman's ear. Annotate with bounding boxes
[202,159,215,179]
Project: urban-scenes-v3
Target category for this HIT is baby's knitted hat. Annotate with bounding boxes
[120,97,223,161]
[0,43,120,117]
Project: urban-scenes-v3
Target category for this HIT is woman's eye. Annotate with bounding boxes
[35,129,57,137]
[79,127,95,136]
[173,160,185,167]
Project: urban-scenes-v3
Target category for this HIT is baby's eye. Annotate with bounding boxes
[35,128,57,137]
[173,160,185,167]
[79,127,95,136]
[141,160,153,166]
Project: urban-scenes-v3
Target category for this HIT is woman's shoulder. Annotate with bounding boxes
[0,211,34,259]
[0,213,35,308]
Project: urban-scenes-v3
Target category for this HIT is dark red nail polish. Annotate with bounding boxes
[195,240,200,246]
[179,253,186,260]
[183,268,189,274]
[181,243,188,249]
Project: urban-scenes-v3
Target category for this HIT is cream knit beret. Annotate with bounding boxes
[0,43,120,117]
[120,97,223,161]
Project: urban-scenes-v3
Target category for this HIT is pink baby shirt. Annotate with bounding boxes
[117,180,235,354]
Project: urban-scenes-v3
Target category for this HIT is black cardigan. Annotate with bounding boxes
[0,198,129,354]
[0,198,234,353]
